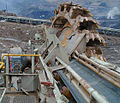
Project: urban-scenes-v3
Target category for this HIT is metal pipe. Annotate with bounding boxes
[73,55,120,88]
[4,73,37,76]
[56,57,109,103]
[78,54,120,80]
[74,51,120,84]
[66,73,90,103]
[1,54,40,62]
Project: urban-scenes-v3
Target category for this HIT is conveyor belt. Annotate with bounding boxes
[58,59,120,103]
[70,59,120,103]
[58,70,86,103]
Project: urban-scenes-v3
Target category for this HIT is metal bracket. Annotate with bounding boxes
[44,27,69,65]
[44,44,57,64]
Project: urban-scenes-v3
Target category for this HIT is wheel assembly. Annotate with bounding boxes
[51,2,106,61]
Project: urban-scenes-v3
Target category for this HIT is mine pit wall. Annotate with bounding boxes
[98,27,120,37]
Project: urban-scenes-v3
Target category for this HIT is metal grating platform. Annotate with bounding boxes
[13,96,36,103]
[1,96,10,103]
[1,95,36,103]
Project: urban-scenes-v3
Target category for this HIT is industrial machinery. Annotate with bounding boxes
[0,2,120,103]
[51,2,105,60]
[50,2,120,86]
[49,2,120,103]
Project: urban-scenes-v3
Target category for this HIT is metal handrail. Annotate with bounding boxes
[1,54,40,62]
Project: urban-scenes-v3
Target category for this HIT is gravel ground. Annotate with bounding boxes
[0,22,45,56]
[101,35,120,67]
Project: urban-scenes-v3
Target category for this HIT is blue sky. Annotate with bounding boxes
[0,0,120,16]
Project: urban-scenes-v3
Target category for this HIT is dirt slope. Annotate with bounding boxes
[0,22,44,55]
[0,21,119,66]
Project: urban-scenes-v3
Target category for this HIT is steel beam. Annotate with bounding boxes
[6,56,9,89]
[0,88,6,103]
[44,45,57,64]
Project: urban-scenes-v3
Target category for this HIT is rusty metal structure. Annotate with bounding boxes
[51,2,106,60]
[0,2,120,103]
[49,2,120,102]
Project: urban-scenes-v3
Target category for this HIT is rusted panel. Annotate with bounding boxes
[51,2,106,60]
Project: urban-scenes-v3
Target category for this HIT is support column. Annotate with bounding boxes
[6,56,9,89]
[32,56,34,73]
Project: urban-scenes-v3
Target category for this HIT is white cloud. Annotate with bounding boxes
[46,0,72,3]
[46,0,59,3]
[107,7,120,19]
